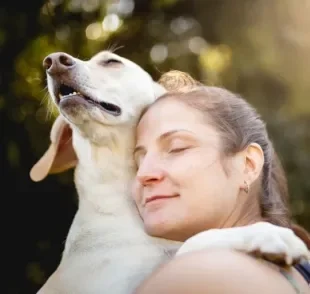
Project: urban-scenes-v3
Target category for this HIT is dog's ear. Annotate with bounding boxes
[30,116,78,182]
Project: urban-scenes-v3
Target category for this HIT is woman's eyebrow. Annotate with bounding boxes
[158,129,195,141]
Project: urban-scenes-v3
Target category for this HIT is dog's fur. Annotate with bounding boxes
[30,51,310,294]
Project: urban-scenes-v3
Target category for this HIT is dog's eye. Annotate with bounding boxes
[101,59,122,66]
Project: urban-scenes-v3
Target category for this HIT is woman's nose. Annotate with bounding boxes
[137,161,164,186]
[137,173,164,186]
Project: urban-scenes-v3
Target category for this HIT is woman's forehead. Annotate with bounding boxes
[143,98,200,121]
[138,99,197,129]
[136,98,217,144]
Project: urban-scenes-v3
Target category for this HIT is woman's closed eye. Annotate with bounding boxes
[167,145,191,154]
[165,137,196,154]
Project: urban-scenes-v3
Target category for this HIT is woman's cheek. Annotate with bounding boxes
[169,153,199,177]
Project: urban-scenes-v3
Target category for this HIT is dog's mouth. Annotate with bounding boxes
[56,84,122,116]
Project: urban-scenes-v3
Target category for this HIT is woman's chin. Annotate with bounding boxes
[142,205,188,240]
[143,217,182,240]
[144,217,172,238]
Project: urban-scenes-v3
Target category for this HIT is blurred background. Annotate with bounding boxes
[2,0,310,292]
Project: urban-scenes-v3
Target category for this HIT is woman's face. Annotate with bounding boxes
[132,99,244,241]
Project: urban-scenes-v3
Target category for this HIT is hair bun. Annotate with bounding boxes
[158,70,202,92]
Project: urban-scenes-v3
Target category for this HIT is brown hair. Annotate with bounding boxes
[143,83,310,247]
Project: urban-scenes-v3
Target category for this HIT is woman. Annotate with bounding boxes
[131,85,310,293]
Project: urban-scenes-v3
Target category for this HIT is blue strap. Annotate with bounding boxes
[295,262,310,284]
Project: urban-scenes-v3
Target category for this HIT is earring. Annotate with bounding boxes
[243,180,249,194]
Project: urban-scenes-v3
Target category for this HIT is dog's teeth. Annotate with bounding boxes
[58,91,81,100]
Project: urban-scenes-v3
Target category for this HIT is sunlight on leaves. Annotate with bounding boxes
[199,45,232,74]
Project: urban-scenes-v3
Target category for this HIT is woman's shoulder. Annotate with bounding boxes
[135,249,309,294]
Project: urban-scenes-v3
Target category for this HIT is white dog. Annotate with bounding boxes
[30,51,309,294]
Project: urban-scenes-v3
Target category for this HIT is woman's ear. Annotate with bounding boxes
[242,143,265,185]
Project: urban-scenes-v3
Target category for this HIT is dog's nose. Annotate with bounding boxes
[43,52,76,74]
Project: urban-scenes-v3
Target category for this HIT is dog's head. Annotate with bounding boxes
[30,51,166,182]
[45,50,165,136]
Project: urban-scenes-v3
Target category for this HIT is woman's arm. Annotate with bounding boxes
[135,249,308,294]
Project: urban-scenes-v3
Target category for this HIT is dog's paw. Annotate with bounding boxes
[175,222,310,266]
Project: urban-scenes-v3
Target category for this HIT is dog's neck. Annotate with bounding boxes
[72,125,138,216]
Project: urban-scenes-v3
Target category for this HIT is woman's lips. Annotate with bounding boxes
[145,195,178,205]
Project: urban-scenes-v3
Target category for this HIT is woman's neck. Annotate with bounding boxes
[220,194,263,229]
